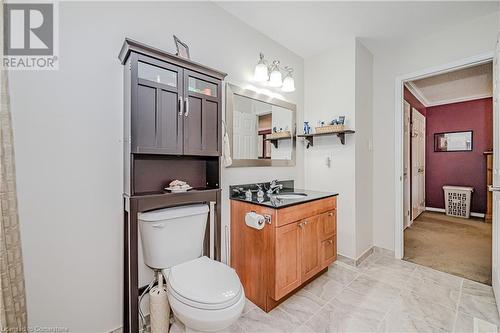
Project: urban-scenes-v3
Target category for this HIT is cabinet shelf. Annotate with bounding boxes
[297,130,355,148]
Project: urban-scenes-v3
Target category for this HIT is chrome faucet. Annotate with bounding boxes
[267,179,283,194]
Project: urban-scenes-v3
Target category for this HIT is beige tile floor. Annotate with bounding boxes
[171,251,500,333]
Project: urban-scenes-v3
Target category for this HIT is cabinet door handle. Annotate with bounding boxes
[329,240,333,244]
[298,222,304,228]
[178,96,183,116]
[184,97,189,116]
[329,212,333,217]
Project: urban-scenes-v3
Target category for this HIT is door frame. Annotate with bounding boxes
[393,51,494,259]
[403,100,411,229]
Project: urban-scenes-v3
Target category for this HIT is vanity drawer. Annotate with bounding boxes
[320,237,336,267]
[319,210,336,240]
[275,196,336,227]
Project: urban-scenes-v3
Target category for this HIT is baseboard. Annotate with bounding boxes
[337,246,394,268]
[425,207,485,218]
[355,247,374,265]
[425,207,445,213]
[373,246,395,257]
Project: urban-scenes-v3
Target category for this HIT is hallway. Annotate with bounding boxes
[404,211,492,285]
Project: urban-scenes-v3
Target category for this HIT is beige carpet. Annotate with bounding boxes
[404,211,492,285]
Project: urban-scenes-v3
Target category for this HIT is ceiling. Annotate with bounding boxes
[406,61,493,107]
[216,1,499,58]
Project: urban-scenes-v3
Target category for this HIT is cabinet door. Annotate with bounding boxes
[320,237,336,267]
[273,221,302,300]
[301,215,321,281]
[132,54,183,154]
[319,210,336,241]
[183,70,221,156]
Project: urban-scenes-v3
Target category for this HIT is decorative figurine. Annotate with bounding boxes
[303,122,311,134]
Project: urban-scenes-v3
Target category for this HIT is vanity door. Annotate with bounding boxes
[300,215,321,281]
[273,221,302,300]
[183,70,221,156]
[133,54,184,155]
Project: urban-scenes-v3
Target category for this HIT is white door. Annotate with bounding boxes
[403,101,411,228]
[492,34,500,312]
[412,108,426,220]
[233,110,257,159]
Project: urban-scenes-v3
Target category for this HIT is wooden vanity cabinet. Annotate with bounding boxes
[231,196,337,312]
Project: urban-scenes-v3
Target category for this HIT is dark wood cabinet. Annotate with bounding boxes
[183,70,221,156]
[132,54,184,155]
[124,46,223,157]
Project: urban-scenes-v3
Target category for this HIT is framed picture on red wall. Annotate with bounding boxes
[434,130,473,152]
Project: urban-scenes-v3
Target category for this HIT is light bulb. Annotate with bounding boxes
[254,53,268,82]
[268,60,282,87]
[254,62,268,82]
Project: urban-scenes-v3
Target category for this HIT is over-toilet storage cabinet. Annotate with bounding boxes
[119,39,226,333]
[230,196,337,312]
[129,52,221,156]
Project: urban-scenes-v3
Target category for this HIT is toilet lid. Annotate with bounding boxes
[165,256,242,310]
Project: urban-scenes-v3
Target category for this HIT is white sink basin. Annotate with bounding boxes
[274,193,308,200]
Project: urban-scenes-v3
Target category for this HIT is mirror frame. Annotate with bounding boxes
[225,83,296,167]
[433,130,473,152]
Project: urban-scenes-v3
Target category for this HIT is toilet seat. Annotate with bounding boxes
[164,256,243,310]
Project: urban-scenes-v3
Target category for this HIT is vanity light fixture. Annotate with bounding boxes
[281,67,295,92]
[253,53,295,92]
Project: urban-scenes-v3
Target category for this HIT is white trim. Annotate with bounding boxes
[425,206,485,218]
[394,51,494,260]
[405,81,430,106]
[404,81,493,108]
[425,93,493,107]
[425,207,446,213]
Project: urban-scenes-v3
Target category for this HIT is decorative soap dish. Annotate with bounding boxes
[165,186,193,193]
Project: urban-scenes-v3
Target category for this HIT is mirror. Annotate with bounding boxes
[226,83,296,167]
[434,131,473,152]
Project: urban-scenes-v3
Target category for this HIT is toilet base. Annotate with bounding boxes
[168,291,245,332]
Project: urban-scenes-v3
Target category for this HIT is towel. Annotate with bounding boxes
[222,120,232,167]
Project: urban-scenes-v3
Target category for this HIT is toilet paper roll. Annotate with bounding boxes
[150,284,169,333]
[245,212,265,230]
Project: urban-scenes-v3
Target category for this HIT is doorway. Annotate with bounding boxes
[401,61,493,284]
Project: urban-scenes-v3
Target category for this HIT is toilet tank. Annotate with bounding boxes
[138,204,209,269]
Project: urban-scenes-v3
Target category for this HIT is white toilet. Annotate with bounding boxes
[138,204,244,332]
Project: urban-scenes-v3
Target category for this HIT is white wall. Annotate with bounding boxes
[304,38,374,260]
[369,11,499,251]
[304,38,357,258]
[354,40,374,257]
[8,2,303,332]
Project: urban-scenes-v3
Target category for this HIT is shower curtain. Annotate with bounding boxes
[0,0,29,330]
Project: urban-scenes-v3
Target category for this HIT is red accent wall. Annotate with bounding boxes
[425,98,493,213]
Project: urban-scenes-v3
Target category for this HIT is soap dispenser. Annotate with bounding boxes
[256,184,264,199]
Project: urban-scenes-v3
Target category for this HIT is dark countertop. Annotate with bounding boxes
[230,187,338,209]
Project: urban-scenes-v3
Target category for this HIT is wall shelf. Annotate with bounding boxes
[297,130,355,148]
[264,136,293,148]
